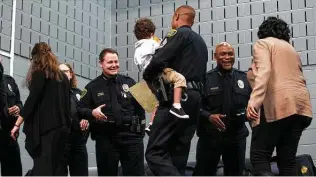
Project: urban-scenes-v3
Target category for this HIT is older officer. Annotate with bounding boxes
[78,48,146,176]
[193,42,251,176]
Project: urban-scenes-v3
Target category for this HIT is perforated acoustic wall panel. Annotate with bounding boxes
[0,0,316,172]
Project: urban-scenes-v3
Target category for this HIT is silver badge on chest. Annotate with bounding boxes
[8,84,12,92]
[237,80,244,89]
[122,84,129,92]
[122,84,130,98]
[76,93,81,101]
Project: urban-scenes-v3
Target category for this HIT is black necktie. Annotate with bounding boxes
[222,74,232,128]
[109,79,122,126]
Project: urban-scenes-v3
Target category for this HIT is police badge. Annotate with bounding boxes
[122,84,129,92]
[76,93,81,101]
[8,84,12,92]
[237,80,244,89]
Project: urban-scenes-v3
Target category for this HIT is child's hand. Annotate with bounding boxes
[153,36,160,43]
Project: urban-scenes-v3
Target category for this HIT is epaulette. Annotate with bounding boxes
[234,69,247,75]
[206,68,217,74]
[71,87,81,93]
[3,74,13,79]
[120,74,130,78]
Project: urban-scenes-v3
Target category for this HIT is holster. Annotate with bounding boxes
[129,116,145,135]
[153,75,204,104]
[151,75,173,103]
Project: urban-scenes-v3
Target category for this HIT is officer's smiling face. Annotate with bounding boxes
[99,53,120,77]
[214,45,235,71]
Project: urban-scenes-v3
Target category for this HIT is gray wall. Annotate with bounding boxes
[0,0,111,172]
[110,0,316,164]
[0,0,316,173]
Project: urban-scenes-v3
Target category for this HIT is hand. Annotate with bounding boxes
[92,104,107,120]
[209,114,226,131]
[246,105,259,121]
[8,105,20,117]
[80,119,89,131]
[10,125,19,140]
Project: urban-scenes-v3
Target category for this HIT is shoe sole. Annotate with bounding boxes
[169,110,189,119]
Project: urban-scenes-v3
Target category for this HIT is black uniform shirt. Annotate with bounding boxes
[199,67,251,138]
[78,74,145,136]
[70,87,82,131]
[0,75,23,131]
[143,25,208,83]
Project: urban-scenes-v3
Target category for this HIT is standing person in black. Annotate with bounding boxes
[59,63,89,176]
[0,59,6,121]
[143,5,208,176]
[11,42,71,176]
[0,73,23,176]
[193,42,251,176]
[0,58,23,176]
[78,48,146,176]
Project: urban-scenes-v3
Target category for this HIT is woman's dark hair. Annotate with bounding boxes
[26,42,62,88]
[257,16,291,42]
[134,18,156,40]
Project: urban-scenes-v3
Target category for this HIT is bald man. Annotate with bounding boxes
[193,42,251,176]
[143,5,208,176]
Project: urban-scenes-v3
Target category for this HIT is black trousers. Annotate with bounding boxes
[145,89,201,176]
[193,134,246,176]
[250,114,312,176]
[95,130,144,176]
[0,131,22,176]
[65,128,88,176]
[31,126,69,176]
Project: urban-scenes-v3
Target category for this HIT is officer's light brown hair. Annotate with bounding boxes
[134,18,156,40]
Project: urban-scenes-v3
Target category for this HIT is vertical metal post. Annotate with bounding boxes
[9,0,17,76]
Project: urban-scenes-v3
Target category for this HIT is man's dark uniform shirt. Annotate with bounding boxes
[193,67,251,176]
[78,73,145,176]
[78,74,145,139]
[143,25,208,176]
[199,67,251,138]
[143,25,208,83]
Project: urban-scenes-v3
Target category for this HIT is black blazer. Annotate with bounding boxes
[21,71,70,156]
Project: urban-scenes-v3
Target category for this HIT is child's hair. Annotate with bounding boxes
[134,18,156,40]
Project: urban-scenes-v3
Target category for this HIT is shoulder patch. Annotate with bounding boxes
[80,88,87,99]
[167,29,177,37]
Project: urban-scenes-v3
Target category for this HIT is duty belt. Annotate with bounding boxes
[186,81,203,92]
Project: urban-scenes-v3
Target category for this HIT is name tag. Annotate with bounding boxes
[210,87,219,90]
